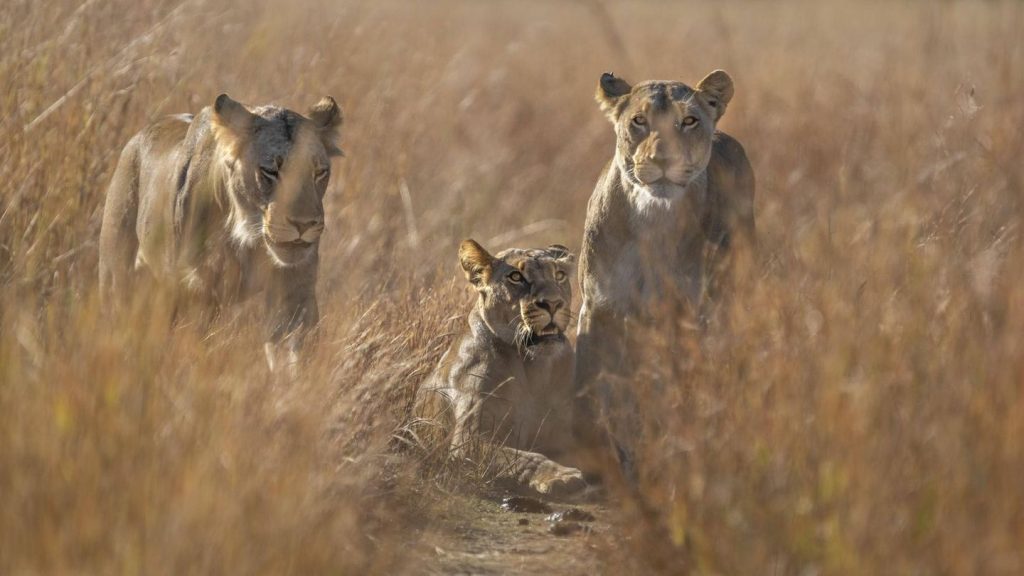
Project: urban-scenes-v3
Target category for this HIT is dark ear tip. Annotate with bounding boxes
[214,93,230,112]
[311,96,342,127]
[599,73,631,99]
[546,244,576,261]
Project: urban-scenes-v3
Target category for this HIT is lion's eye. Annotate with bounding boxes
[259,167,279,181]
[555,271,567,283]
[631,115,647,127]
[508,271,525,283]
[315,168,330,182]
[681,116,698,127]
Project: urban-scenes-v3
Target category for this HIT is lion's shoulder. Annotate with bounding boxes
[710,130,754,184]
[580,160,630,257]
[706,130,756,244]
[137,113,194,150]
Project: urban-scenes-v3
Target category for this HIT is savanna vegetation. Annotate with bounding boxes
[2,0,1022,574]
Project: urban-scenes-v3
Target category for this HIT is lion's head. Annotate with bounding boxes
[211,94,343,267]
[596,70,734,201]
[458,239,576,353]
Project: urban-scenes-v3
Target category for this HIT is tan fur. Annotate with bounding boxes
[415,240,584,495]
[98,94,343,370]
[574,70,756,473]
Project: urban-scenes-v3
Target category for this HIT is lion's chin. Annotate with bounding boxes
[264,237,315,267]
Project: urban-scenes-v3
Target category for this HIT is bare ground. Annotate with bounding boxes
[415,489,613,576]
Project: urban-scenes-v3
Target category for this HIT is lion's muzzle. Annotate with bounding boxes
[285,216,325,243]
[264,202,324,241]
[634,156,697,187]
[522,297,569,346]
[262,204,323,266]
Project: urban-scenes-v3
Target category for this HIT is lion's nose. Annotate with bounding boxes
[535,299,564,315]
[649,152,672,169]
[287,217,323,236]
[650,135,674,166]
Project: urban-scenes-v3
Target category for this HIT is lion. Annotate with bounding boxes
[573,70,756,474]
[98,94,343,370]
[414,239,585,496]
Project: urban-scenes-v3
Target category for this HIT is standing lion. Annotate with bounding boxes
[574,70,756,474]
[98,94,342,370]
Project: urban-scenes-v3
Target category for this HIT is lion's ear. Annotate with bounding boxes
[548,245,577,275]
[211,94,255,158]
[595,72,632,122]
[695,69,734,122]
[546,244,576,267]
[458,239,495,286]
[309,96,344,157]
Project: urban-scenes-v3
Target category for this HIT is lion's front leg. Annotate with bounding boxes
[447,381,584,496]
[264,294,317,374]
[573,301,623,454]
[573,300,638,480]
[264,261,319,374]
[497,447,585,496]
[572,299,601,449]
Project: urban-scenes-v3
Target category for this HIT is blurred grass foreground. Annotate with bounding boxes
[2,0,1023,574]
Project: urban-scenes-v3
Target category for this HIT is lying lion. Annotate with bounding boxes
[414,240,584,495]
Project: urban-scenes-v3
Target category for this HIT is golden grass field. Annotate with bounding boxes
[2,0,1023,574]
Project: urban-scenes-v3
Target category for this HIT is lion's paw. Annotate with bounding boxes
[529,461,586,496]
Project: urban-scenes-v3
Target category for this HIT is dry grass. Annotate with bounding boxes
[2,0,1023,574]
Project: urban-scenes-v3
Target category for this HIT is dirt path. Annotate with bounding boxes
[416,491,611,575]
